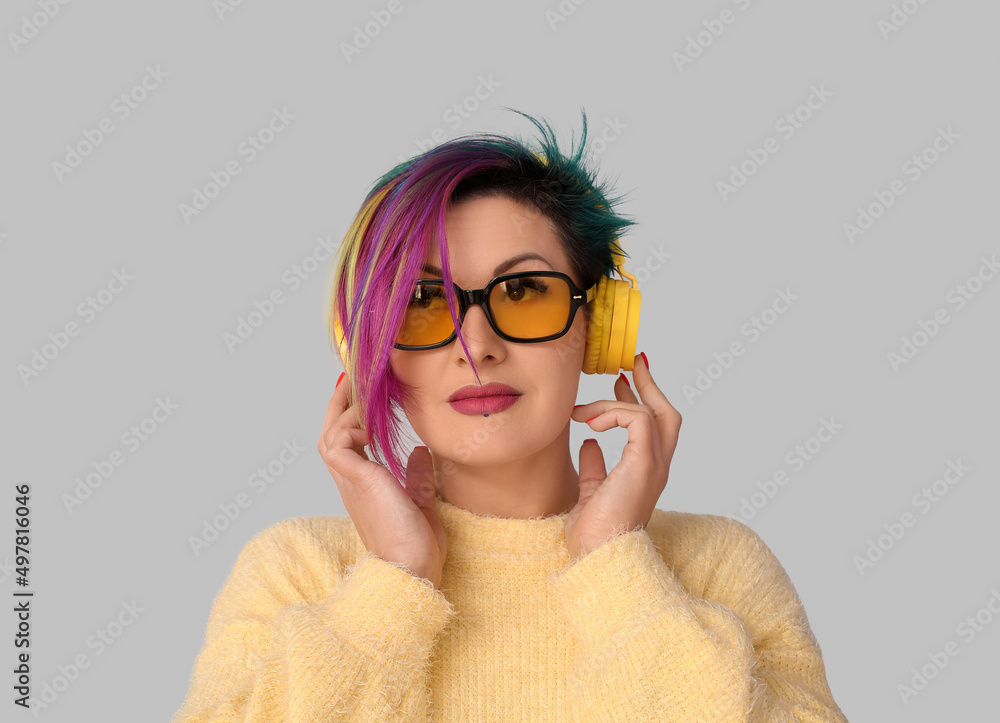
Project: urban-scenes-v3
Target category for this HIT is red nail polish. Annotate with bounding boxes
[586,416,598,424]
[618,372,630,388]
[640,351,649,369]
[336,371,345,389]
[573,404,584,409]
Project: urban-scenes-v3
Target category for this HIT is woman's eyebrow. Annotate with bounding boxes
[421,252,552,278]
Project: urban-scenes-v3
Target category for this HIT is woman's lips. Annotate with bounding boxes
[448,395,521,415]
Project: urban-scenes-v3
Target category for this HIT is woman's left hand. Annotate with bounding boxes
[565,352,682,562]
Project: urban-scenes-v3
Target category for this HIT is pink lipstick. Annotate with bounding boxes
[448,395,521,415]
[448,382,522,416]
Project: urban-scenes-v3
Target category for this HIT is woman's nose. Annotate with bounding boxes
[458,302,497,340]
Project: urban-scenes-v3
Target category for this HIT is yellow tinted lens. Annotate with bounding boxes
[398,283,455,346]
[490,276,570,339]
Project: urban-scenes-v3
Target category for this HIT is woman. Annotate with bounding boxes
[173,110,848,721]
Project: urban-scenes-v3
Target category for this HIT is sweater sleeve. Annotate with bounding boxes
[549,517,848,722]
[172,520,458,723]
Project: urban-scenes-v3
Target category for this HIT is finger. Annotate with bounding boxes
[328,425,369,456]
[616,372,639,404]
[321,372,351,432]
[571,373,638,421]
[323,427,373,483]
[321,382,369,450]
[404,446,436,508]
[629,352,682,438]
[572,399,646,423]
[578,438,607,485]
[581,407,661,470]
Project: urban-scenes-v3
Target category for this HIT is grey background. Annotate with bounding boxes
[2,0,998,720]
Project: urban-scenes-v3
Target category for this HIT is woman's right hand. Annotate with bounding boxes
[317,372,448,590]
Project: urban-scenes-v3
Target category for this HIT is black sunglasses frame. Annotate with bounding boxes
[394,270,597,350]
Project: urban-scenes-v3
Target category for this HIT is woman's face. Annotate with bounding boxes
[390,194,589,469]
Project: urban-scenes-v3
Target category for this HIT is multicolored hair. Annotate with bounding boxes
[322,107,637,484]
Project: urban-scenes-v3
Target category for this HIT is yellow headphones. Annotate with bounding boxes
[332,247,640,375]
[582,245,641,373]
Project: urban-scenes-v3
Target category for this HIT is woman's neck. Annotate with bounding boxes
[431,421,581,519]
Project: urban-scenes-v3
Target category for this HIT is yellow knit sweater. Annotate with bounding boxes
[173,494,848,722]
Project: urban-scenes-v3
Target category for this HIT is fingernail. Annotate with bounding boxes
[573,404,584,409]
[336,371,346,389]
[640,351,649,370]
[618,372,630,388]
[585,438,598,444]
[586,416,598,424]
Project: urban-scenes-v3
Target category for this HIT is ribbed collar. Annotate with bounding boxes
[432,494,570,555]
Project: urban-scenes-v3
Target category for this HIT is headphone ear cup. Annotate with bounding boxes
[619,286,641,371]
[604,279,633,373]
[582,276,609,375]
[583,277,642,374]
[596,276,618,373]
